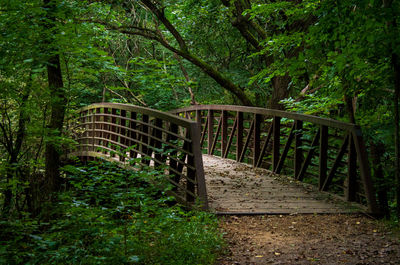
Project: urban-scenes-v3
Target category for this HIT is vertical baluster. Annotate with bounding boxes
[110,108,117,157]
[207,110,214,154]
[168,123,179,184]
[319,125,328,190]
[120,109,126,162]
[346,134,357,201]
[91,108,95,152]
[253,114,261,167]
[272,116,281,171]
[221,110,228,157]
[129,112,137,161]
[153,118,163,168]
[294,120,303,178]
[141,114,150,165]
[103,108,109,155]
[236,111,243,162]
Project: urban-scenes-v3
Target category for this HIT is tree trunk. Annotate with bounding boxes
[393,52,400,218]
[270,74,291,110]
[370,142,390,217]
[45,54,66,194]
[43,0,67,195]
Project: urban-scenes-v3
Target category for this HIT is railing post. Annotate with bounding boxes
[272,116,281,171]
[91,108,95,152]
[120,109,127,162]
[141,114,150,165]
[150,118,162,168]
[236,111,243,162]
[196,110,202,126]
[294,120,303,178]
[110,108,117,157]
[253,114,261,167]
[103,108,109,155]
[352,128,379,214]
[221,110,228,157]
[207,110,214,155]
[346,134,357,201]
[190,122,208,209]
[319,125,328,190]
[129,111,137,160]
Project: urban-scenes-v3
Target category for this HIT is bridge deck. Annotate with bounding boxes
[203,155,361,214]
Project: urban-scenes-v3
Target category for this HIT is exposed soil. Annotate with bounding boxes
[217,214,400,265]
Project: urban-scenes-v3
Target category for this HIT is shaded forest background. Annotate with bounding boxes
[1,0,400,230]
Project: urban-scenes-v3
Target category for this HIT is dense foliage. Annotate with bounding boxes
[0,161,223,264]
[1,1,400,262]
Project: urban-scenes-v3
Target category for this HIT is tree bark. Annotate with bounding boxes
[383,0,400,218]
[43,0,67,195]
[370,142,390,217]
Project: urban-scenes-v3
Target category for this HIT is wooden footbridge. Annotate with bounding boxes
[68,103,379,215]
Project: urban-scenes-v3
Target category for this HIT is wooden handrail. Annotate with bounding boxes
[68,103,208,209]
[171,105,379,214]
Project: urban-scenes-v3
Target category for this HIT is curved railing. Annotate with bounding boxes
[171,105,379,214]
[68,103,208,209]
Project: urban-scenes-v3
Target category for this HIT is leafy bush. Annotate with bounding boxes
[0,161,223,264]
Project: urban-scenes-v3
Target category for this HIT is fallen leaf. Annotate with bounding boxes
[274,252,281,256]
[255,255,263,258]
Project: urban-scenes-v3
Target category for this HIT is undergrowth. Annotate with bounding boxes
[0,161,223,264]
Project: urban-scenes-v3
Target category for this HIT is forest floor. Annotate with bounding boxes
[217,214,400,265]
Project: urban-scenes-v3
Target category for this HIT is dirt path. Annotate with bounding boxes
[217,214,400,265]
